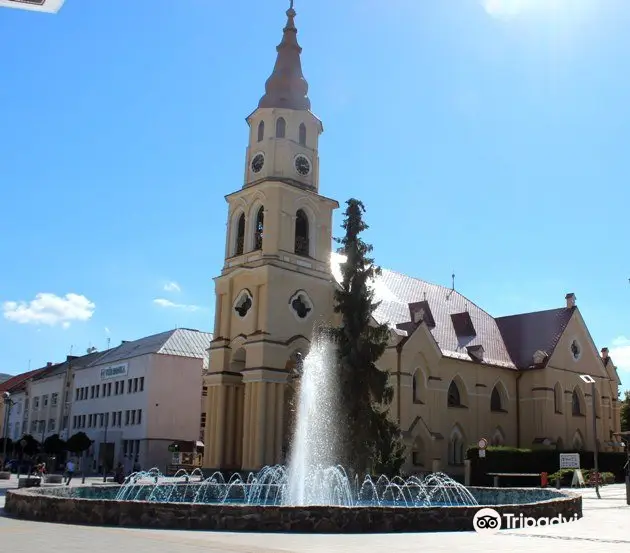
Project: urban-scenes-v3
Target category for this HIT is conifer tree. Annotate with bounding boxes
[332,198,405,477]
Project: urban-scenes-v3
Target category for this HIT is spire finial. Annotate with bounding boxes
[257,0,310,111]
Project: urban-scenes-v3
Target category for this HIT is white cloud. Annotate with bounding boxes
[153,298,201,312]
[610,337,630,374]
[3,293,95,328]
[163,281,181,293]
[105,327,110,334]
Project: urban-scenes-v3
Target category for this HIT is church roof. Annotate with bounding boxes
[330,254,580,371]
[257,4,311,111]
[496,308,575,370]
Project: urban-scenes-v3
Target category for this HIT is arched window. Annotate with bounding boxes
[572,388,583,416]
[235,213,245,256]
[490,386,503,412]
[554,383,563,414]
[276,117,286,138]
[294,209,309,256]
[254,207,264,251]
[448,426,465,465]
[299,123,307,146]
[447,380,462,408]
[412,373,418,401]
[257,121,265,142]
[572,431,584,451]
[412,437,425,467]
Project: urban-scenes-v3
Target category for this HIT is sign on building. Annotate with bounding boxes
[100,363,128,381]
[559,453,580,469]
[0,0,65,12]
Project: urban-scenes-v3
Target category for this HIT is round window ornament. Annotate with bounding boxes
[289,290,313,321]
[234,289,253,318]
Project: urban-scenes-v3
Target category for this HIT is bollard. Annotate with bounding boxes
[540,472,548,488]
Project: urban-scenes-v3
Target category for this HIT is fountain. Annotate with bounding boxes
[4,335,582,531]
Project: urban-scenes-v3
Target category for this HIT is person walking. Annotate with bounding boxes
[65,459,75,486]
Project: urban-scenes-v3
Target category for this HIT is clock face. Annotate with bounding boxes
[294,155,311,176]
[251,153,265,174]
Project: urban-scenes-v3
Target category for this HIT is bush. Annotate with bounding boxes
[467,446,627,485]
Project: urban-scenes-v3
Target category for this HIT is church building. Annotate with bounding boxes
[202,4,622,476]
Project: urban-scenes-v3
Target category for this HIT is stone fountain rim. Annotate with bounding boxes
[9,485,580,509]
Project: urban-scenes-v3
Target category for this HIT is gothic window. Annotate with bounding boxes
[257,121,265,142]
[299,123,307,146]
[294,209,309,256]
[235,213,245,256]
[554,382,563,414]
[412,372,418,401]
[412,437,425,467]
[448,427,465,465]
[447,380,462,408]
[490,386,503,412]
[276,117,286,138]
[572,388,583,416]
[254,207,264,251]
[412,369,424,403]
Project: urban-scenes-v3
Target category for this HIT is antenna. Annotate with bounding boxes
[452,272,456,290]
[106,337,111,350]
[446,272,456,300]
[423,291,427,302]
[70,345,73,355]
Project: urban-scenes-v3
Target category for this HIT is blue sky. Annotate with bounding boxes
[1,0,628,377]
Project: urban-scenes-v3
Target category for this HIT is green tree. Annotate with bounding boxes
[621,389,630,432]
[65,432,92,455]
[43,434,67,457]
[15,434,40,457]
[332,198,405,477]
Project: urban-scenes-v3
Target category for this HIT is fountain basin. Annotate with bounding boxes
[4,486,581,533]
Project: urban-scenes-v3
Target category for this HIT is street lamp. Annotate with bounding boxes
[579,374,600,499]
[1,391,16,469]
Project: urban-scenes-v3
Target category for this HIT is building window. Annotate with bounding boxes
[95,386,99,398]
[299,122,307,146]
[253,207,264,251]
[51,393,58,406]
[133,378,138,393]
[125,410,130,425]
[107,382,112,396]
[276,117,286,138]
[33,397,39,409]
[137,410,142,425]
[139,377,145,392]
[447,381,462,408]
[294,209,309,256]
[202,386,208,397]
[118,411,122,427]
[448,428,465,466]
[235,213,245,256]
[43,395,48,407]
[572,389,583,416]
[131,410,136,425]
[257,120,265,142]
[554,383,563,414]
[62,416,68,430]
[88,414,93,428]
[490,386,503,412]
[49,418,55,431]
[128,379,132,394]
[81,415,86,428]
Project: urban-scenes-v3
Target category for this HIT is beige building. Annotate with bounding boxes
[202,5,622,476]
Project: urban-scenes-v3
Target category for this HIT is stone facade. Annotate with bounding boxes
[5,486,582,533]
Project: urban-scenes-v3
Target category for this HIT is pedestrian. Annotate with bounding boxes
[65,458,75,486]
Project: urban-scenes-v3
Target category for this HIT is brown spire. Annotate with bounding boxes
[258,2,311,111]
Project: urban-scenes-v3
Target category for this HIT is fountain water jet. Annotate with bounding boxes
[285,334,340,506]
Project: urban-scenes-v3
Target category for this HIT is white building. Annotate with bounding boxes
[70,328,212,472]
[0,0,65,13]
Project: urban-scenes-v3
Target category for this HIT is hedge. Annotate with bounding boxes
[466,446,628,486]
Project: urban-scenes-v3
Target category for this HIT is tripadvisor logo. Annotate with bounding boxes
[473,507,579,534]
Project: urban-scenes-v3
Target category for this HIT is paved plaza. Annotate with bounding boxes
[0,476,628,552]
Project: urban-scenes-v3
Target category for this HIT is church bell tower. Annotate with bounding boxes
[203,3,339,471]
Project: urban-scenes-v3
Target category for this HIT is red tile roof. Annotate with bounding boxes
[0,368,47,394]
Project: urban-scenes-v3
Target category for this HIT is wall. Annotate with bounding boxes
[28,373,66,442]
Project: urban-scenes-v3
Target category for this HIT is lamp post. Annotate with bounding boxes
[580,374,600,499]
[1,392,16,469]
[102,414,109,482]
